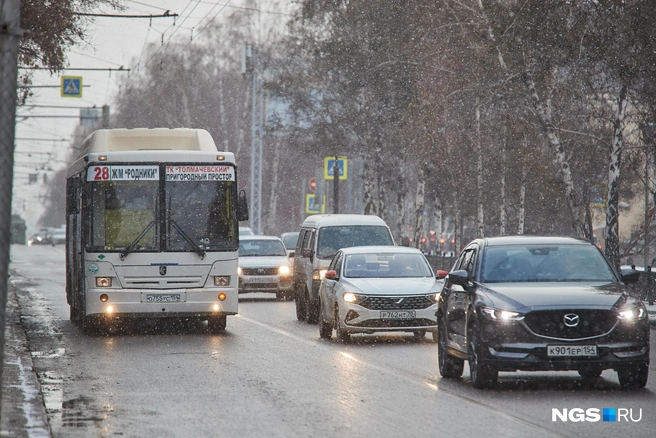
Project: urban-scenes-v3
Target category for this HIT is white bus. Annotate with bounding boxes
[65,128,248,334]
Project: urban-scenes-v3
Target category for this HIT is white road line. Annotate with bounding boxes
[236,315,563,437]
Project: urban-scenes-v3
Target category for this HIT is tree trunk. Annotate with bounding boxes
[604,83,628,272]
[363,160,376,215]
[413,165,426,249]
[500,137,507,235]
[266,137,281,233]
[475,101,485,238]
[454,199,461,257]
[523,69,585,235]
[518,166,526,235]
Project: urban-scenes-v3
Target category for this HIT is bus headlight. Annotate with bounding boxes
[214,276,230,286]
[96,277,112,287]
[279,265,291,276]
[237,267,243,276]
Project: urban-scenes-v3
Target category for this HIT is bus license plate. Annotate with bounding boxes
[547,345,597,357]
[380,310,416,319]
[146,294,181,303]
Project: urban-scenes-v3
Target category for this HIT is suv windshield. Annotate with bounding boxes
[480,245,617,283]
[317,225,393,259]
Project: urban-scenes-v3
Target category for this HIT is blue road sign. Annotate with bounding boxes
[61,76,83,98]
[323,156,348,180]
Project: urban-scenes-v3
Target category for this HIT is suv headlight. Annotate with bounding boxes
[617,306,646,321]
[480,306,524,321]
[279,265,291,276]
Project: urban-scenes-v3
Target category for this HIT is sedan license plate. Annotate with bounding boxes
[246,277,275,283]
[380,310,416,319]
[146,294,181,303]
[547,345,597,357]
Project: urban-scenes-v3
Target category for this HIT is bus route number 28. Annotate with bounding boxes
[93,166,110,180]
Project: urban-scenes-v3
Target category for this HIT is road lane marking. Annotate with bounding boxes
[236,315,564,437]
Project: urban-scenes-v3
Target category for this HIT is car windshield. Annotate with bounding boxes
[344,253,433,278]
[281,233,299,249]
[480,245,617,283]
[317,226,393,259]
[239,240,287,257]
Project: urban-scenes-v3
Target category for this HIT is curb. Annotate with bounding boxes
[1,279,51,438]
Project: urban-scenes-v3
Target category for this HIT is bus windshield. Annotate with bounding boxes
[88,180,159,252]
[166,180,237,251]
[86,168,238,253]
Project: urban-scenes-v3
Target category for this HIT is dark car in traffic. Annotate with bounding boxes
[437,236,649,389]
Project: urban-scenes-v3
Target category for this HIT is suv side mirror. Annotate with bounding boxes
[620,267,640,284]
[436,270,449,280]
[400,236,411,247]
[325,270,338,280]
[448,270,469,287]
[237,190,249,221]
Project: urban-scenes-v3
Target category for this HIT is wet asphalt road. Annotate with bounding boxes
[8,244,656,438]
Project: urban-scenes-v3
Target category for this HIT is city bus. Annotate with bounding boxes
[65,128,248,334]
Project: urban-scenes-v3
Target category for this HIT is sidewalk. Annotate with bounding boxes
[1,281,51,438]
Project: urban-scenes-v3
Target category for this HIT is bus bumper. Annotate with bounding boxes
[85,287,239,318]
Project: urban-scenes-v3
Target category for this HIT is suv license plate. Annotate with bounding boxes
[380,310,416,319]
[547,345,597,357]
[146,294,181,303]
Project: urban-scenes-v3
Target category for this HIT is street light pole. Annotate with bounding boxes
[333,157,339,214]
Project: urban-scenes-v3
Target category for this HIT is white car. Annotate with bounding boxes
[318,246,446,342]
[280,231,300,258]
[238,236,294,300]
[239,226,255,236]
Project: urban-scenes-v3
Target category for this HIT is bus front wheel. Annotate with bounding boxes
[207,315,227,334]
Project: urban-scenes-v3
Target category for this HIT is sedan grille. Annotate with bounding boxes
[357,295,434,310]
[523,310,618,339]
[242,267,278,276]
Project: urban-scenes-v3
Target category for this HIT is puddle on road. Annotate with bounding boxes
[32,348,66,359]
[39,371,105,431]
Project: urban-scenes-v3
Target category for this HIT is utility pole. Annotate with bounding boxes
[244,44,263,234]
[0,0,23,419]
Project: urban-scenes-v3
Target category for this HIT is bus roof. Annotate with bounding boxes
[81,128,218,152]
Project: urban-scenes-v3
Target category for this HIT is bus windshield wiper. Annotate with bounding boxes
[120,221,156,261]
[170,220,206,260]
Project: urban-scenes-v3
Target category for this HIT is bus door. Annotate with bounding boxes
[66,175,84,307]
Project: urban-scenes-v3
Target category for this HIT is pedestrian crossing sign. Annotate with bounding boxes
[61,76,83,98]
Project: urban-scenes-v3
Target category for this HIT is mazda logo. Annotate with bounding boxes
[563,313,580,327]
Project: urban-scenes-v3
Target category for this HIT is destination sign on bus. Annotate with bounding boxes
[166,165,235,182]
[87,165,159,181]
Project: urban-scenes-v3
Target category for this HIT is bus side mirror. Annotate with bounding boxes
[237,190,249,222]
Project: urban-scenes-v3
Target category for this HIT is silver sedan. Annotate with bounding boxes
[318,245,445,342]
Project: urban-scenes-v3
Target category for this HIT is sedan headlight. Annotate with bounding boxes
[279,265,291,276]
[214,276,230,286]
[617,306,646,321]
[480,306,524,321]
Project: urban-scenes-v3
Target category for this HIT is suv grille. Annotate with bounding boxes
[357,295,433,310]
[523,310,617,339]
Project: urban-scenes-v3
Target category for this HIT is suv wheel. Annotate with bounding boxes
[468,318,497,389]
[295,285,307,321]
[335,307,351,343]
[617,362,649,390]
[306,289,319,324]
[437,318,464,378]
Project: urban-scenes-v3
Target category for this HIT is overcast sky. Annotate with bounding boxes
[13,0,292,233]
